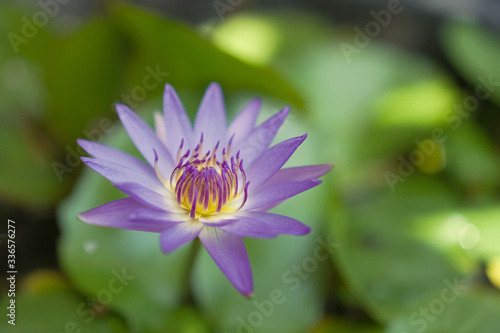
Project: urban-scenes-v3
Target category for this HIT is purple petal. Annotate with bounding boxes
[116,182,174,211]
[235,107,289,165]
[199,227,253,296]
[194,83,227,149]
[220,212,310,238]
[227,99,261,146]
[244,179,322,211]
[78,198,175,232]
[81,157,164,194]
[130,208,188,222]
[159,221,203,253]
[116,104,175,176]
[77,139,153,176]
[218,217,278,238]
[163,84,193,149]
[246,134,307,189]
[266,164,333,184]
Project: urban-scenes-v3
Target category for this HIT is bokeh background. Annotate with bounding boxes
[1,0,500,332]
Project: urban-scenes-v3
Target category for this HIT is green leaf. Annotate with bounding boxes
[0,6,64,206]
[329,177,464,322]
[386,291,500,333]
[0,112,65,206]
[0,5,55,62]
[111,3,303,114]
[441,21,500,106]
[364,78,459,160]
[45,18,128,145]
[214,12,475,325]
[444,122,500,192]
[311,318,383,333]
[461,206,500,261]
[0,271,126,333]
[211,12,332,67]
[259,16,457,191]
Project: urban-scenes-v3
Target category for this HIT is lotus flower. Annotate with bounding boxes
[78,83,332,296]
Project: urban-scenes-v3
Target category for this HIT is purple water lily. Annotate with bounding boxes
[78,83,332,297]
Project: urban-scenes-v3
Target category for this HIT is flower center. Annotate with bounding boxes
[158,134,248,219]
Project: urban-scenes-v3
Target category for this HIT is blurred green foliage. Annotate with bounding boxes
[1,2,500,333]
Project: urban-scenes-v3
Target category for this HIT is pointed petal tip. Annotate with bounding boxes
[321,163,334,175]
[77,139,91,154]
[243,291,254,299]
[203,82,224,99]
[115,104,135,118]
[115,103,128,112]
[208,81,222,89]
[160,243,175,255]
[76,138,88,147]
[296,133,308,144]
[164,83,174,92]
[285,133,308,145]
[194,82,227,146]
[276,106,290,119]
[199,228,253,300]
[163,83,180,100]
[301,225,312,236]
[244,98,262,111]
[251,98,262,105]
[81,156,92,163]
[76,213,85,223]
[77,211,96,225]
[314,163,334,178]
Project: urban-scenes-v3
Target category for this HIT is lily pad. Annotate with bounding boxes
[111,3,303,113]
[386,290,500,333]
[0,270,126,333]
[441,20,500,107]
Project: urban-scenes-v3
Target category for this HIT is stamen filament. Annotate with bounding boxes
[166,135,248,218]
